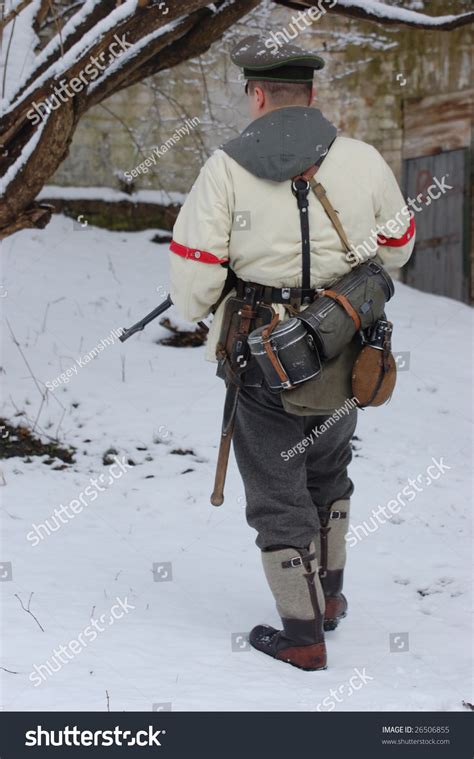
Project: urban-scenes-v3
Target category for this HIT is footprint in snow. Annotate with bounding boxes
[393,576,410,586]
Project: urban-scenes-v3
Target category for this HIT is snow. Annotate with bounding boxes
[336,0,471,26]
[0,215,472,712]
[38,185,187,207]
[0,117,47,195]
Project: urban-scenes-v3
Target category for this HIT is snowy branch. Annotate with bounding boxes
[0,0,255,238]
[275,0,474,30]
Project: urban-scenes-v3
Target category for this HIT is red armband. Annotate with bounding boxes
[377,215,415,248]
[170,240,228,264]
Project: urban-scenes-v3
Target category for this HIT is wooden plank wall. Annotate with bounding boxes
[403,90,473,301]
[403,90,473,159]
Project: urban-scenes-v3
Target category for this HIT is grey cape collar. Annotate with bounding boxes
[222,107,337,182]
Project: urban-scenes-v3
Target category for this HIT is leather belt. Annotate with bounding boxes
[235,277,317,306]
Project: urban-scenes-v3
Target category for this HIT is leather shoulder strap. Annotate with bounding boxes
[309,179,352,254]
[299,164,357,265]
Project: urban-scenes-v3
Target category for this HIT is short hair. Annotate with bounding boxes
[247,79,312,105]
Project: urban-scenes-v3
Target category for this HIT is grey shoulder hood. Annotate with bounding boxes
[222,107,337,182]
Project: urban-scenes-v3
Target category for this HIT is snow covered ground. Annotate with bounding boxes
[0,215,472,712]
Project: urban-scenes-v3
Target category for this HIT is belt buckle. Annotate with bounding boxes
[281,287,291,301]
[330,510,341,520]
[289,557,302,568]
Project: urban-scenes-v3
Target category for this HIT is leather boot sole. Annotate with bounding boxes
[249,625,327,671]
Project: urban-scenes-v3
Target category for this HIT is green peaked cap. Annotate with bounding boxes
[231,34,325,84]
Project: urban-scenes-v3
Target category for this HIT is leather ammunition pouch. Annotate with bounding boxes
[216,288,274,387]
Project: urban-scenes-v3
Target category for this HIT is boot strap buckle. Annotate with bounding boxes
[330,510,347,520]
[282,551,317,569]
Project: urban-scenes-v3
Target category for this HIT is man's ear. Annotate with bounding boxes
[254,85,266,110]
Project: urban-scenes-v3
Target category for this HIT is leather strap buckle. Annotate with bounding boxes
[290,557,303,568]
[330,510,347,520]
[282,550,317,569]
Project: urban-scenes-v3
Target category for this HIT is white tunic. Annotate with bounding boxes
[169,136,416,361]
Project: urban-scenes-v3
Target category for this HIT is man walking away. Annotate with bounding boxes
[168,36,415,670]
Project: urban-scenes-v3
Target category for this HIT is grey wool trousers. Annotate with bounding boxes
[232,384,357,550]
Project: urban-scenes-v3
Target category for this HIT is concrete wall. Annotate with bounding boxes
[52,1,472,190]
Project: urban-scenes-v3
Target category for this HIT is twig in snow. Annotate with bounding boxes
[6,321,68,438]
[32,393,47,434]
[8,395,64,444]
[55,406,66,442]
[74,300,84,318]
[106,690,110,712]
[41,298,65,334]
[14,592,45,632]
[41,303,51,334]
[0,666,20,674]
[5,320,40,387]
[6,320,49,431]
[107,253,121,285]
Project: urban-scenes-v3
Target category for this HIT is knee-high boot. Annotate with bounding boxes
[249,543,327,671]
